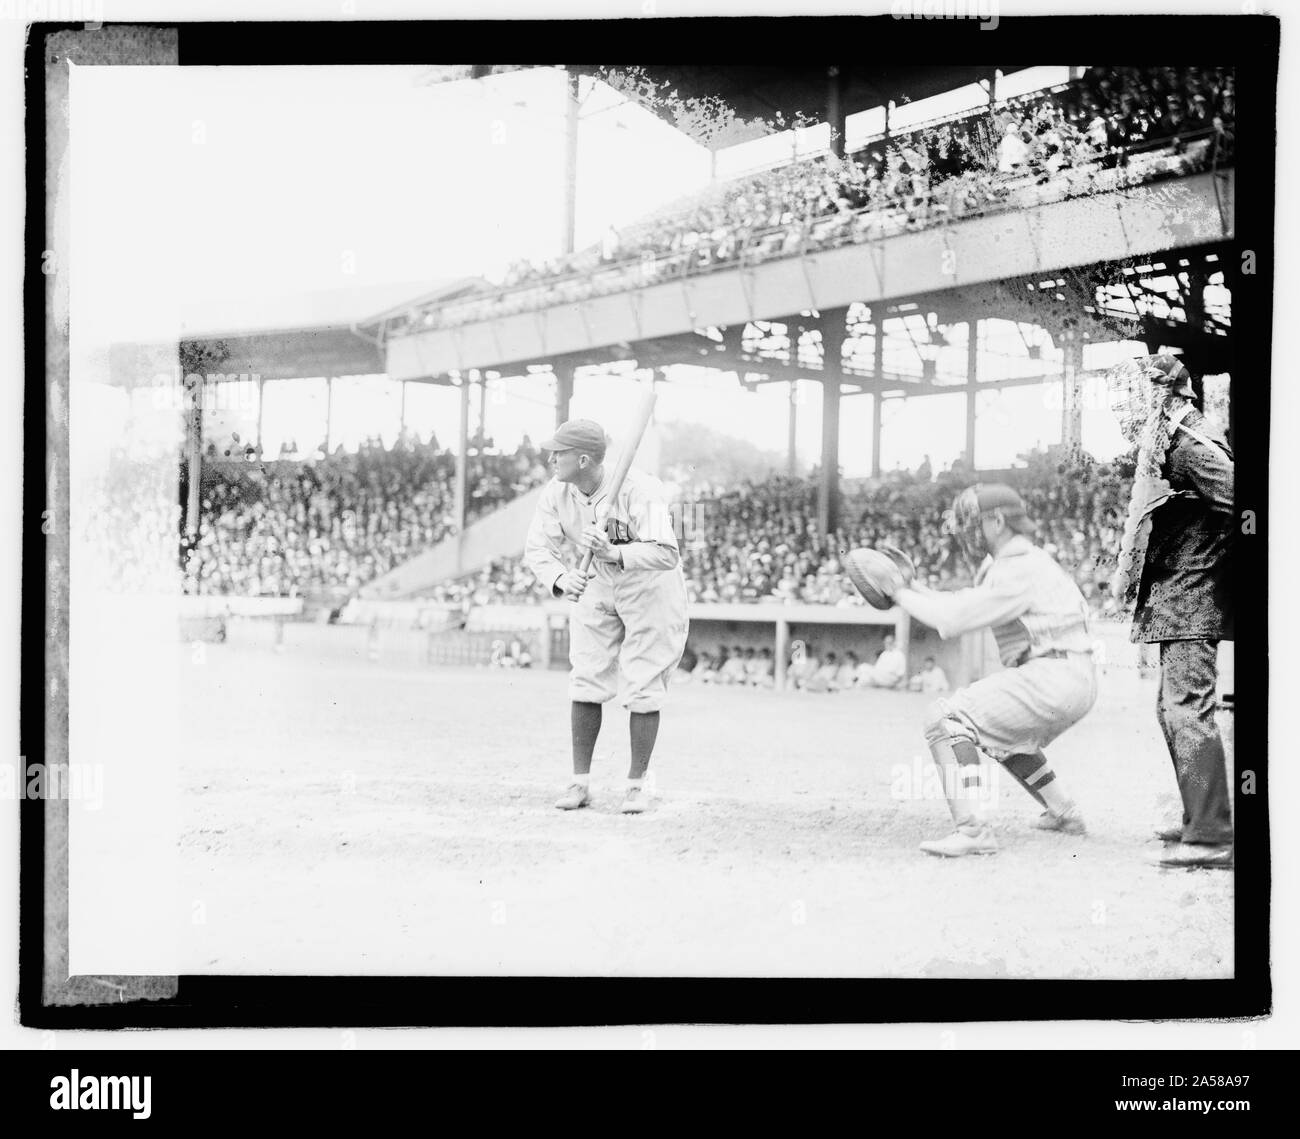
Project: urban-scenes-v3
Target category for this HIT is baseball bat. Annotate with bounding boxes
[577,382,658,577]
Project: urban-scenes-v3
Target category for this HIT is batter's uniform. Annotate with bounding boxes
[524,467,689,713]
[922,535,1098,759]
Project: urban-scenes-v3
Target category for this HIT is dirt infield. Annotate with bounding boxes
[178,644,1232,979]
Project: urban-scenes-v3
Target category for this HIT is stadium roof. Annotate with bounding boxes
[177,278,488,341]
[567,64,1033,147]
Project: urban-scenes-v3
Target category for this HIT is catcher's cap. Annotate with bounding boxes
[540,418,607,460]
[1131,353,1195,399]
[952,484,1036,536]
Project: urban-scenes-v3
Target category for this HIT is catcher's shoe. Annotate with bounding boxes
[620,786,649,815]
[1156,842,1233,870]
[554,783,591,810]
[919,827,998,858]
[1033,807,1087,835]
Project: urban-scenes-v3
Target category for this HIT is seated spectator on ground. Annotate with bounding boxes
[909,655,950,695]
[692,650,719,684]
[837,650,862,690]
[788,641,820,690]
[699,647,727,684]
[853,651,877,688]
[869,634,907,689]
[748,646,775,688]
[719,643,750,685]
[804,650,842,693]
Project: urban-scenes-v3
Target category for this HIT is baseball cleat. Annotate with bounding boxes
[620,786,649,814]
[919,827,998,858]
[1156,842,1233,870]
[1153,825,1184,843]
[554,783,591,810]
[1033,807,1087,835]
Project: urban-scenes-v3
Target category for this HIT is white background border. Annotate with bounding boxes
[0,0,1292,1049]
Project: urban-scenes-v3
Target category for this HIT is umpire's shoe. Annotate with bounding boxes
[1156,842,1233,870]
[554,783,591,810]
[1033,807,1087,835]
[919,826,998,858]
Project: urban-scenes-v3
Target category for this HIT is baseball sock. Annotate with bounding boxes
[950,740,988,833]
[628,711,660,780]
[1001,750,1074,815]
[571,701,602,777]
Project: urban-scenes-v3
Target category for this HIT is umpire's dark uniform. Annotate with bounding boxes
[1132,407,1234,846]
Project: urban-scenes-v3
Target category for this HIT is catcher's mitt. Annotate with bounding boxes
[875,543,916,585]
[843,547,908,610]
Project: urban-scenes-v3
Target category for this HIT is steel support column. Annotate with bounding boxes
[454,372,470,533]
[555,364,574,427]
[788,322,801,477]
[563,69,579,257]
[827,65,846,159]
[255,374,264,458]
[818,312,847,535]
[185,376,203,540]
[1062,336,1084,454]
[872,312,884,477]
[775,618,790,692]
[787,380,799,477]
[325,375,334,453]
[965,320,979,468]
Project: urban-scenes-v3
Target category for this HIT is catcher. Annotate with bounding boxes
[844,485,1097,857]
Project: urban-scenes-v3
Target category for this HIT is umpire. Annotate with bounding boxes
[1107,354,1234,869]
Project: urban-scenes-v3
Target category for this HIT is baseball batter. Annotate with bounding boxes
[889,485,1098,857]
[524,418,688,814]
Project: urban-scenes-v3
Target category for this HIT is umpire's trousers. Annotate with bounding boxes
[1157,640,1233,845]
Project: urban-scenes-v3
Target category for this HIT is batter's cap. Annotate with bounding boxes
[540,418,608,460]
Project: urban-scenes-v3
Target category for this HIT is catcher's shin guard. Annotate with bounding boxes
[999,751,1050,808]
[1001,750,1077,818]
[922,700,987,830]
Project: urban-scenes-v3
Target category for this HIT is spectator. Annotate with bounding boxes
[748,646,775,688]
[909,655,951,695]
[837,650,861,690]
[693,651,721,685]
[998,122,1030,173]
[805,650,841,693]
[869,634,907,689]
[788,641,820,690]
[402,67,1232,335]
[719,644,750,685]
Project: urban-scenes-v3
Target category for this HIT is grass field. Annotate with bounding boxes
[177,642,1232,979]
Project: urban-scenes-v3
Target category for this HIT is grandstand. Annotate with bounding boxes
[106,63,1234,688]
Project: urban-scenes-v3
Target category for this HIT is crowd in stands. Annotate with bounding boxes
[677,637,950,695]
[185,433,547,598]
[183,416,1137,616]
[419,66,1233,331]
[423,444,1135,615]
[79,447,186,595]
